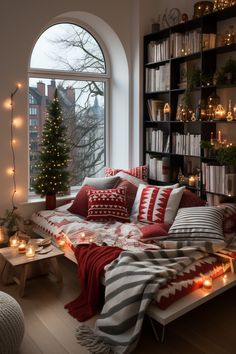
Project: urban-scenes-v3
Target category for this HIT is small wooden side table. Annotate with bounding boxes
[0,245,64,297]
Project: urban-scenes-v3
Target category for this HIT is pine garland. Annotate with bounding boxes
[33,89,70,196]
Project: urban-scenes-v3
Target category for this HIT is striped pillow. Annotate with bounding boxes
[168,206,225,245]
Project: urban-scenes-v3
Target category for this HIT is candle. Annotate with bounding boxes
[203,277,212,290]
[9,234,19,248]
[215,104,225,120]
[80,232,86,241]
[218,130,222,143]
[188,176,196,187]
[25,243,35,258]
[223,274,227,284]
[18,240,26,253]
[58,234,66,248]
[163,103,170,121]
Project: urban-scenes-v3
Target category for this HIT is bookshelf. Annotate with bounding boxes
[143,5,236,199]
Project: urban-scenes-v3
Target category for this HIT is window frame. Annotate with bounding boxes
[28,21,110,195]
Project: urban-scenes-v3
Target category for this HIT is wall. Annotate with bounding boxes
[0,0,198,218]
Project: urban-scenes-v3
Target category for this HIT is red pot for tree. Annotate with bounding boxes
[45,194,56,210]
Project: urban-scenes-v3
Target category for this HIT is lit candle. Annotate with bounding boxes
[188,176,196,187]
[18,240,26,253]
[203,277,212,290]
[163,103,170,121]
[223,274,227,284]
[218,130,222,143]
[9,234,19,248]
[80,232,86,241]
[215,104,225,120]
[58,235,66,248]
[89,237,94,243]
[25,243,35,258]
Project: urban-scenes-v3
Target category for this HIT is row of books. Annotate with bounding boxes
[145,63,170,93]
[202,163,236,196]
[170,30,201,58]
[146,128,170,153]
[172,133,201,156]
[146,154,170,182]
[147,38,170,63]
[147,99,169,121]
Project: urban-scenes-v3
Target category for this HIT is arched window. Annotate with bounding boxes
[28,23,108,192]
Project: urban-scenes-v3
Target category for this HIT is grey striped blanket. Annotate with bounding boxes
[76,246,208,354]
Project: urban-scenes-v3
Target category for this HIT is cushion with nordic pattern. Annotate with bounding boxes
[87,187,129,222]
[134,185,185,224]
[168,206,225,244]
[105,165,148,182]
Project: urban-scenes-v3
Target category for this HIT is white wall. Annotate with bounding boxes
[0,0,197,218]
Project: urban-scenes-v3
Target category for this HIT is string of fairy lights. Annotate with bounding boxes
[5,83,22,212]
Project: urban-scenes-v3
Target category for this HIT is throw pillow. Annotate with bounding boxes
[179,189,206,208]
[116,171,147,187]
[217,203,236,241]
[137,185,185,224]
[131,183,182,224]
[87,187,129,222]
[68,185,96,217]
[140,223,171,240]
[82,176,120,189]
[105,165,148,181]
[117,180,138,215]
[168,206,225,247]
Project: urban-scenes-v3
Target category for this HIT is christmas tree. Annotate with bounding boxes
[33,89,70,196]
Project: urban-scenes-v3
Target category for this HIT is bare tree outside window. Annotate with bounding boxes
[29,23,107,191]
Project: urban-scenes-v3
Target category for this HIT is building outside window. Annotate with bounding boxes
[28,23,108,192]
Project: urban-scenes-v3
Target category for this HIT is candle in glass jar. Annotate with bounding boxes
[9,234,19,248]
[188,176,196,187]
[18,240,26,253]
[25,244,35,258]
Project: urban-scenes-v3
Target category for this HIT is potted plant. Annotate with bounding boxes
[200,140,214,158]
[216,146,236,172]
[0,209,22,236]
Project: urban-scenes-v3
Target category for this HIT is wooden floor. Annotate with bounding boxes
[1,256,236,354]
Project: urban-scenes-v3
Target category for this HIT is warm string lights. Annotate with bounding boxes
[9,83,22,212]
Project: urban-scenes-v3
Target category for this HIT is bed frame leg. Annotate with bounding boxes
[148,317,165,343]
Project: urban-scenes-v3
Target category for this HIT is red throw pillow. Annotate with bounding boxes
[105,165,148,182]
[87,187,129,222]
[68,185,96,217]
[117,180,138,215]
[140,223,171,240]
[179,189,206,208]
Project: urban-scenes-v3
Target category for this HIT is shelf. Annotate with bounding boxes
[143,6,236,199]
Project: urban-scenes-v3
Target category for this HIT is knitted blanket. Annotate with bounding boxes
[76,246,207,354]
[65,243,122,321]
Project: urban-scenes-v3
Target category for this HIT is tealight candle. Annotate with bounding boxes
[188,176,196,187]
[25,243,35,258]
[9,234,20,248]
[18,240,26,253]
[80,232,86,241]
[58,234,66,248]
[203,277,212,290]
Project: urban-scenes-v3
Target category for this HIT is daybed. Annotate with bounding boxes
[31,169,236,353]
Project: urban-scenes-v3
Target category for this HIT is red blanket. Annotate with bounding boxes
[64,243,122,321]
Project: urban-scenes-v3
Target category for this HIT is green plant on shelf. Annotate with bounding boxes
[216,146,236,166]
[215,58,236,86]
[200,140,215,157]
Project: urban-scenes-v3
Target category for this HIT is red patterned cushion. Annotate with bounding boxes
[117,180,138,215]
[140,223,171,240]
[87,187,129,222]
[179,189,206,208]
[105,165,148,182]
[68,185,96,217]
[138,186,173,224]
